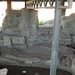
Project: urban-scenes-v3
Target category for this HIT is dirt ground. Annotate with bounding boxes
[0,65,72,75]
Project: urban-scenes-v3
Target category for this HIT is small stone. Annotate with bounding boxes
[25,59,32,64]
[12,36,25,44]
[3,36,11,46]
[0,39,4,46]
[0,68,8,75]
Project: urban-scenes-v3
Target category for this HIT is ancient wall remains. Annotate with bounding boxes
[1,8,75,49]
[0,8,53,48]
[60,14,75,45]
[1,8,38,47]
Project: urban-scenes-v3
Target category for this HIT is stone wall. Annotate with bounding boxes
[1,8,38,47]
[2,10,21,35]
[1,9,75,48]
[33,26,53,45]
[1,8,53,47]
[60,13,75,45]
[19,9,38,46]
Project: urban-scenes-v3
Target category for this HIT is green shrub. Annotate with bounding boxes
[38,20,43,25]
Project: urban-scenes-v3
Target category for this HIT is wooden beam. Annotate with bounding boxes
[0,0,74,2]
[60,0,66,16]
[61,9,66,16]
[7,1,11,9]
[25,1,27,8]
[0,0,29,1]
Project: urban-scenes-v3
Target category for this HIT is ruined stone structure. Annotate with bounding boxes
[1,8,53,47]
[2,8,38,47]
[1,8,75,75]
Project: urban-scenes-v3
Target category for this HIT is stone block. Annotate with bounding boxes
[19,9,38,44]
[73,37,75,43]
[61,14,75,34]
[27,42,34,46]
[0,68,8,75]
[3,28,20,35]
[3,36,11,46]
[2,10,21,35]
[25,59,32,64]
[12,36,25,44]
[12,44,27,49]
[0,39,4,46]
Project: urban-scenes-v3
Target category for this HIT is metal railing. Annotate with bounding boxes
[26,0,73,9]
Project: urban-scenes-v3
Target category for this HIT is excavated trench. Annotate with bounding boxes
[0,65,72,75]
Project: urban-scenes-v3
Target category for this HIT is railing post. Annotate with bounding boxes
[50,0,61,75]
